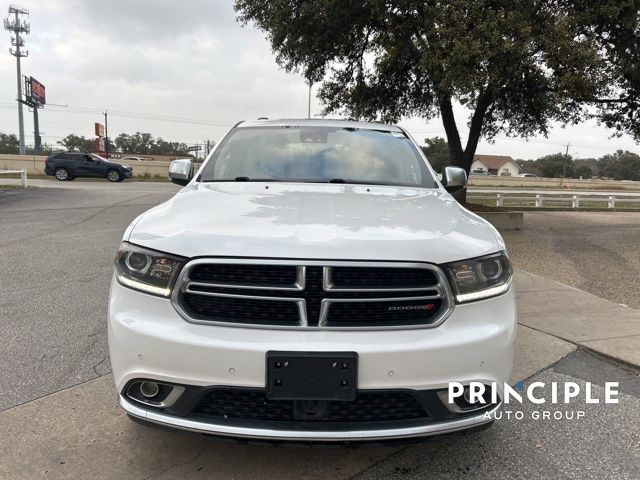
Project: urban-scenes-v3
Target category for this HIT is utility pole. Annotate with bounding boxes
[307,81,312,119]
[104,110,109,157]
[562,143,570,178]
[4,5,30,155]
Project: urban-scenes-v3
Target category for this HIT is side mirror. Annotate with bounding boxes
[442,166,467,193]
[168,159,193,186]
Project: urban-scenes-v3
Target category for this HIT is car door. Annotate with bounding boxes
[63,153,86,177]
[82,155,104,177]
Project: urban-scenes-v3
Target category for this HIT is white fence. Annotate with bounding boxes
[0,169,27,188]
[467,192,640,209]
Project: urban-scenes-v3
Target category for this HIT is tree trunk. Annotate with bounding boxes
[438,90,493,203]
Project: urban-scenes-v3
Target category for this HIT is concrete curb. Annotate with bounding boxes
[476,211,524,230]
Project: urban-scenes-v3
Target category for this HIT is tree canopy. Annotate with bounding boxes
[235,0,640,192]
[420,136,451,172]
[0,133,19,154]
[57,134,98,153]
[599,150,640,180]
[114,132,191,156]
[55,132,191,156]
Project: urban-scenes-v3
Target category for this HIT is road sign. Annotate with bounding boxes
[188,145,202,152]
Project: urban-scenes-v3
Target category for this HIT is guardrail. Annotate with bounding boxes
[0,169,27,188]
[467,192,640,209]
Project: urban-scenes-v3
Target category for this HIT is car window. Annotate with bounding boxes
[200,126,436,188]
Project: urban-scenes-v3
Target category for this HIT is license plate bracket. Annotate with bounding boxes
[266,351,358,401]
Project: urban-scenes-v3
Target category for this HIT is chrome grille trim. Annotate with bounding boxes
[171,259,454,330]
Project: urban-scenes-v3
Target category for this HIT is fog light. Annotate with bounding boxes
[437,384,496,414]
[125,380,186,408]
[140,381,160,398]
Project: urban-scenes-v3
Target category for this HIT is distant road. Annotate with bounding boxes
[469,187,640,196]
[1,178,180,193]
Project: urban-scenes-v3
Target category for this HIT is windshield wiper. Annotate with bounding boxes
[328,178,345,183]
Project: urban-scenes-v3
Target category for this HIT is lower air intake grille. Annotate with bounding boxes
[191,389,428,423]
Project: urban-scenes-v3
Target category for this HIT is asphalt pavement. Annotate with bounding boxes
[353,351,640,480]
[0,185,177,411]
[502,211,640,309]
[1,181,639,479]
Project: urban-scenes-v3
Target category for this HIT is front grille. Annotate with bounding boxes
[325,299,443,327]
[191,389,427,423]
[189,264,298,287]
[174,261,450,328]
[183,293,300,325]
[330,267,437,289]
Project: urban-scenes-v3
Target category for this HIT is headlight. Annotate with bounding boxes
[443,252,512,303]
[115,242,185,297]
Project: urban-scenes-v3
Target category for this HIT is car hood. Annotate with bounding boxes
[127,183,501,264]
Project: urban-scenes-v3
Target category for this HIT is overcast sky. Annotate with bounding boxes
[1,0,638,159]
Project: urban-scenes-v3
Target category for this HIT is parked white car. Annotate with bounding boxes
[108,119,516,443]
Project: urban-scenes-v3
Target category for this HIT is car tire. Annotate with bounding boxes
[54,168,70,181]
[107,169,122,182]
[67,177,76,181]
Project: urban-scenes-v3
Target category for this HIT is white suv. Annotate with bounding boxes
[108,119,516,443]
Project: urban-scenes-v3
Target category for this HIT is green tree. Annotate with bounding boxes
[114,132,155,154]
[235,0,640,200]
[0,133,19,154]
[57,134,95,152]
[153,138,190,156]
[599,150,640,180]
[420,137,450,172]
[538,154,575,178]
[574,166,593,179]
[114,132,191,155]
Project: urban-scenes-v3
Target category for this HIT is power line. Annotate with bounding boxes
[26,104,233,128]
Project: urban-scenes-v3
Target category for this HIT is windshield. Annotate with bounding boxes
[199,126,436,187]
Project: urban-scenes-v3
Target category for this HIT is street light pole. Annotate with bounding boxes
[307,82,312,119]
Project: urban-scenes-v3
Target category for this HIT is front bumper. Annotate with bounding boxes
[120,394,502,442]
[108,277,516,441]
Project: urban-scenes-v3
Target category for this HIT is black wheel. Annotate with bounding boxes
[107,169,122,182]
[54,168,70,181]
[67,177,76,181]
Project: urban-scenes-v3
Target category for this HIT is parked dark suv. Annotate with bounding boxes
[44,152,133,182]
